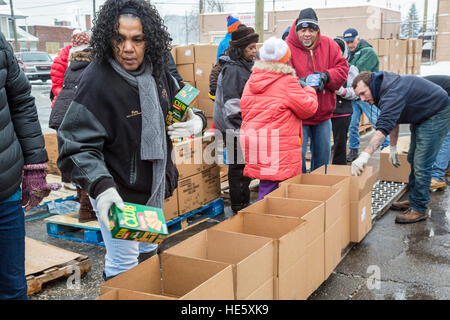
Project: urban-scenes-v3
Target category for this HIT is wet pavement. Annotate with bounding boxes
[27,83,449,300]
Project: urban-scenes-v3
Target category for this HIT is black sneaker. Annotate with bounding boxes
[346,149,359,162]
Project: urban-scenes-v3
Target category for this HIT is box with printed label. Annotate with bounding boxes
[109,202,168,244]
[163,189,178,221]
[166,83,199,126]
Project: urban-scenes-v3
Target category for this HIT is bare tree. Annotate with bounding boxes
[205,0,225,13]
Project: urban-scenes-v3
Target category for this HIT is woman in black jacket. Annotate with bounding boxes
[57,0,207,280]
[212,26,259,213]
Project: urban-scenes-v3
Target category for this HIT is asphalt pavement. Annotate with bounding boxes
[27,81,450,300]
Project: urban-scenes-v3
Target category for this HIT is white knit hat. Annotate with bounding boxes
[259,37,291,64]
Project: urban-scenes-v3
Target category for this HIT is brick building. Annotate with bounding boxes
[436,0,450,62]
[23,25,74,54]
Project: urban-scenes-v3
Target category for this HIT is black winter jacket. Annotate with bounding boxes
[0,32,47,201]
[371,71,450,136]
[49,49,92,130]
[57,60,206,205]
[424,75,450,96]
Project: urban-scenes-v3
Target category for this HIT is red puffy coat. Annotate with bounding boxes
[240,61,318,181]
[50,44,71,108]
[286,21,348,125]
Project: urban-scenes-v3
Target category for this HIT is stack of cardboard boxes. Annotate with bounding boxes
[368,38,423,75]
[173,44,218,129]
[99,164,378,300]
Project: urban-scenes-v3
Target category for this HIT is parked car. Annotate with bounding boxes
[15,51,53,82]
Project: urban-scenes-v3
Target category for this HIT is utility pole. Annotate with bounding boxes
[199,0,204,14]
[255,0,264,42]
[93,0,96,19]
[9,0,19,52]
[423,0,428,35]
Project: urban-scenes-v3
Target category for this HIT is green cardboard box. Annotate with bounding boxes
[109,202,168,244]
[166,83,200,126]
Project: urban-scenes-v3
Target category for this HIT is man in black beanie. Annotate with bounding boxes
[286,8,349,173]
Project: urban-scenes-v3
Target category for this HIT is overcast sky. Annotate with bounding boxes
[9,0,439,28]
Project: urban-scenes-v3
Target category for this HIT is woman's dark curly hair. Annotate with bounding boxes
[91,0,171,78]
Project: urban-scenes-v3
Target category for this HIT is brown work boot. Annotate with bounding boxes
[77,187,97,223]
[391,200,410,211]
[395,208,428,224]
[430,179,446,191]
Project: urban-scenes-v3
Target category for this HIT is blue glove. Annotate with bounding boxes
[306,73,321,87]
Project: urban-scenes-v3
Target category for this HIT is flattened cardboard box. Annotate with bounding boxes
[242,197,324,246]
[176,45,195,64]
[212,212,307,278]
[177,165,221,215]
[101,253,234,299]
[268,183,342,231]
[164,228,275,300]
[173,133,216,180]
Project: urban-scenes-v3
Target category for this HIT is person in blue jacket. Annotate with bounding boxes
[216,15,242,62]
[351,71,450,224]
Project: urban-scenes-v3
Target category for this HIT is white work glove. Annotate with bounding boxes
[95,187,125,228]
[351,152,371,176]
[335,87,346,96]
[389,145,400,168]
[167,108,203,139]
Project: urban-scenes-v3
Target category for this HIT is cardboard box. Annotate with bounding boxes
[97,288,176,300]
[212,212,307,277]
[311,165,377,243]
[407,53,414,67]
[194,63,213,82]
[379,135,410,183]
[242,197,324,245]
[170,46,177,65]
[367,39,378,54]
[414,38,423,53]
[177,63,195,83]
[198,98,214,117]
[177,165,221,215]
[379,55,389,71]
[163,189,178,221]
[341,203,351,249]
[44,133,60,175]
[173,133,216,180]
[413,65,421,75]
[414,53,422,67]
[101,253,234,299]
[312,164,378,202]
[109,202,168,244]
[164,229,274,299]
[378,39,390,56]
[306,234,325,294]
[276,254,308,300]
[194,44,218,64]
[350,192,372,242]
[245,276,274,300]
[195,80,211,100]
[206,116,213,130]
[268,184,342,231]
[325,218,342,279]
[176,45,195,64]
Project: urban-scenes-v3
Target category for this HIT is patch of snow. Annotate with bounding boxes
[420,61,450,77]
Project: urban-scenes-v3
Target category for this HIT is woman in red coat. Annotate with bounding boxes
[240,37,318,200]
[50,44,71,107]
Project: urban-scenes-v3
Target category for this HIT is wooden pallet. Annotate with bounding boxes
[45,212,105,246]
[25,238,91,295]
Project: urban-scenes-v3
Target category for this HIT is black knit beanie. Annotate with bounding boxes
[296,8,319,31]
[334,37,346,54]
[229,26,259,48]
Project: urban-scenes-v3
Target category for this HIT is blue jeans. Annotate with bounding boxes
[408,105,450,213]
[348,100,390,150]
[431,130,450,182]
[0,189,28,300]
[89,198,158,278]
[302,119,332,173]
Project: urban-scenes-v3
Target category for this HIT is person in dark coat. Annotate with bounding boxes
[213,26,259,213]
[331,37,359,165]
[0,31,60,299]
[351,71,450,224]
[57,0,207,280]
[49,39,97,223]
